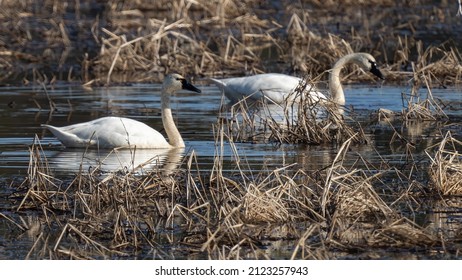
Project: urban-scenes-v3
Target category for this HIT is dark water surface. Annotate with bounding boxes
[1,82,460,174]
[0,81,461,259]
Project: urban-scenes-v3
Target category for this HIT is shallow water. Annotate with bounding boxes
[0,82,460,174]
[0,81,461,259]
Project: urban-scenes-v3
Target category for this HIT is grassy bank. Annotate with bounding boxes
[0,0,460,85]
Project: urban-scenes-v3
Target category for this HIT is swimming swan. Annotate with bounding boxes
[209,73,323,104]
[209,53,384,105]
[42,73,201,149]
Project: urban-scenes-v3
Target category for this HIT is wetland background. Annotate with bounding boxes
[0,0,462,260]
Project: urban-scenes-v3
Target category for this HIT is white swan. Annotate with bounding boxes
[42,73,201,149]
[209,73,322,104]
[209,53,384,105]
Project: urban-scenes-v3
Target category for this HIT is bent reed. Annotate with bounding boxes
[0,0,460,86]
[2,107,460,259]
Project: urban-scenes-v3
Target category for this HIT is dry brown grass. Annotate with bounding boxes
[427,131,462,195]
[5,115,460,259]
[12,137,189,259]
[289,137,440,259]
[0,0,460,86]
[1,0,462,260]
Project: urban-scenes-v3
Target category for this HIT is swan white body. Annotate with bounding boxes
[43,117,171,148]
[209,53,383,106]
[42,74,201,149]
[209,73,325,104]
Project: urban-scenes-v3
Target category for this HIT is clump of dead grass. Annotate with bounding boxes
[0,0,460,88]
[326,174,437,249]
[5,110,461,260]
[265,86,367,145]
[16,137,67,211]
[338,150,436,250]
[427,131,462,195]
[290,137,439,259]
[387,38,462,86]
[177,132,322,259]
[12,137,189,259]
[4,127,455,259]
[399,61,448,121]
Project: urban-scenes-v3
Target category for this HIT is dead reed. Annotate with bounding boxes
[2,0,462,260]
[427,131,462,195]
[396,51,450,121]
[6,115,460,259]
[0,0,460,86]
[12,137,191,259]
[287,137,439,259]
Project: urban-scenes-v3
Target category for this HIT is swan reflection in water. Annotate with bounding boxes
[46,147,185,175]
[222,99,329,134]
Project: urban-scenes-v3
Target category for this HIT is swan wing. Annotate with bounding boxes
[42,124,99,147]
[210,74,323,104]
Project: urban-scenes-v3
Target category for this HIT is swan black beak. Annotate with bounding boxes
[370,62,384,80]
[182,79,202,93]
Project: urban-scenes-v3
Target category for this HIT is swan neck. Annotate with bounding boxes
[161,87,184,148]
[328,56,348,106]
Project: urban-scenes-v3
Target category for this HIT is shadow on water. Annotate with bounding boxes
[0,82,462,259]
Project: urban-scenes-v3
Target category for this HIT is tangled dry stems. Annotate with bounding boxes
[0,0,460,86]
[3,115,460,259]
[427,132,462,195]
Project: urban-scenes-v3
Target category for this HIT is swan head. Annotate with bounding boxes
[164,73,201,93]
[353,53,384,80]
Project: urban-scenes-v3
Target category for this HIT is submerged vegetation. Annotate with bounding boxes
[0,0,462,259]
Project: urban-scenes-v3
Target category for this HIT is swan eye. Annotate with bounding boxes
[368,60,377,68]
[368,60,384,79]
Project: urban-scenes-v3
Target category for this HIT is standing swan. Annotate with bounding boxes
[42,74,201,149]
[209,53,383,105]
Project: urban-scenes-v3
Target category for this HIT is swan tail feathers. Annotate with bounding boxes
[207,78,226,89]
[41,124,97,148]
